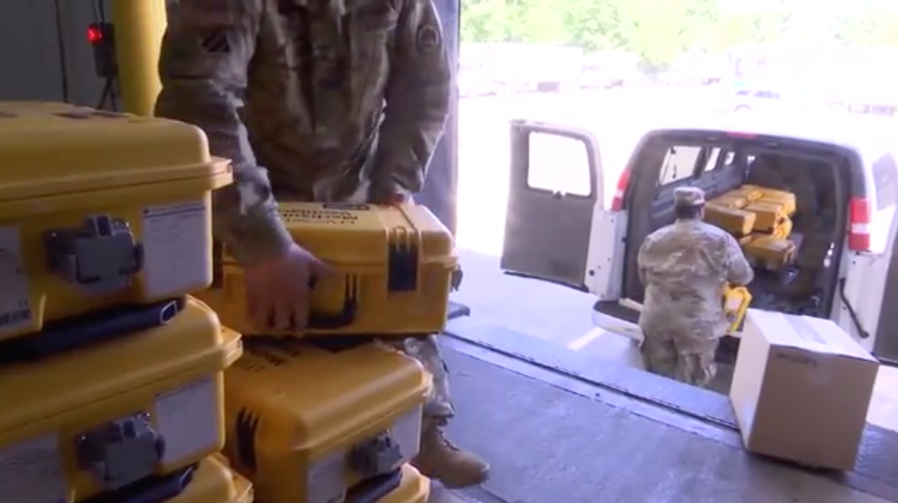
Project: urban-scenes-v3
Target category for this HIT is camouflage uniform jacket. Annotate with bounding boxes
[637,219,754,339]
[156,0,451,266]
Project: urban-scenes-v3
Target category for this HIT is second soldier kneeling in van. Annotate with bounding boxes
[636,187,754,387]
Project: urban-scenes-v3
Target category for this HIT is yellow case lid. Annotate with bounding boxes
[0,103,231,202]
[227,339,430,451]
[175,455,253,503]
[274,202,455,267]
[0,297,242,441]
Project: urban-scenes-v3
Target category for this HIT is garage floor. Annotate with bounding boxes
[430,250,898,503]
[429,334,895,503]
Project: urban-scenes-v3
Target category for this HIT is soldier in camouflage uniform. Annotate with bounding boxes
[155,0,489,488]
[747,155,835,298]
[637,187,754,387]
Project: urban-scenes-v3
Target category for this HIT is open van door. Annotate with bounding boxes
[501,120,627,303]
[845,152,898,364]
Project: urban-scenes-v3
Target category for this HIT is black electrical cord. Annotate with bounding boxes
[53,0,70,103]
[93,0,120,111]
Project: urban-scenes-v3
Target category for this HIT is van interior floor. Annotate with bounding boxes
[433,325,898,503]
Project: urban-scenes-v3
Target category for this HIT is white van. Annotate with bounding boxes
[500,116,898,364]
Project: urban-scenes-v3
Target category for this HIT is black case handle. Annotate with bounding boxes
[0,297,183,366]
[82,465,195,503]
[305,274,358,330]
[346,469,403,503]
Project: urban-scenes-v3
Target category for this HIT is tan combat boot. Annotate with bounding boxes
[411,420,490,489]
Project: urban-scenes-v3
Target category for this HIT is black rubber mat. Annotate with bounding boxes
[443,318,898,499]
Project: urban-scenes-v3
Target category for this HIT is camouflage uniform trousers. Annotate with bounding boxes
[639,329,719,388]
[382,337,455,424]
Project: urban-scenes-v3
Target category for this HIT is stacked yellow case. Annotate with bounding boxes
[197,202,451,503]
[707,184,799,271]
[0,103,250,503]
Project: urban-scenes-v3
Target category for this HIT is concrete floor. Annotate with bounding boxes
[429,249,898,502]
[427,337,892,503]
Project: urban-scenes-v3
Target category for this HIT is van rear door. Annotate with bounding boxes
[500,120,626,300]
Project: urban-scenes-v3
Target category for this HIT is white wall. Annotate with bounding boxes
[0,0,111,106]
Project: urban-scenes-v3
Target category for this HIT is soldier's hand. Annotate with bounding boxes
[243,243,328,331]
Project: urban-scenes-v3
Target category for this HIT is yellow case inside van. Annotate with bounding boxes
[380,465,430,503]
[197,202,458,336]
[743,235,797,271]
[0,102,233,342]
[704,205,756,236]
[743,200,788,232]
[222,336,430,503]
[0,297,242,502]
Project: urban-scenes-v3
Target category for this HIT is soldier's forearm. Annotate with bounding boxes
[213,185,294,266]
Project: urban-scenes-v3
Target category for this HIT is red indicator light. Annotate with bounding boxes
[87,26,103,44]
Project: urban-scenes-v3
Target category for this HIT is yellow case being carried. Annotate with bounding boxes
[743,236,796,271]
[222,337,431,503]
[0,102,233,342]
[0,297,242,502]
[743,201,787,232]
[722,284,752,334]
[198,202,458,336]
[168,456,253,503]
[704,205,756,236]
[380,465,430,503]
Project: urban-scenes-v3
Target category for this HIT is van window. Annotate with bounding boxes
[658,145,702,185]
[869,153,898,254]
[526,132,591,197]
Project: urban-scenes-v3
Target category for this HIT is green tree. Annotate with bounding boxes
[835,8,898,46]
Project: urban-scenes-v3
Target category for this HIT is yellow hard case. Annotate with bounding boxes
[168,456,253,503]
[704,205,756,236]
[380,465,430,503]
[758,192,797,216]
[707,195,748,209]
[724,186,763,203]
[0,297,242,502]
[0,102,232,342]
[722,284,752,334]
[222,336,431,503]
[197,202,458,336]
[743,200,788,232]
[770,216,794,240]
[743,236,796,271]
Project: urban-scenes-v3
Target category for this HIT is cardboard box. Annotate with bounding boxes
[730,309,879,471]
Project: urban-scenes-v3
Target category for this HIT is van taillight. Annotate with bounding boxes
[611,169,631,211]
[726,131,756,139]
[848,197,871,251]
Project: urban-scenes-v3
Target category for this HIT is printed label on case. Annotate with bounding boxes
[141,200,210,298]
[154,377,220,465]
[0,226,34,334]
[0,434,67,503]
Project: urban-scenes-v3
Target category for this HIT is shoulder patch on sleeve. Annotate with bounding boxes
[415,24,441,53]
